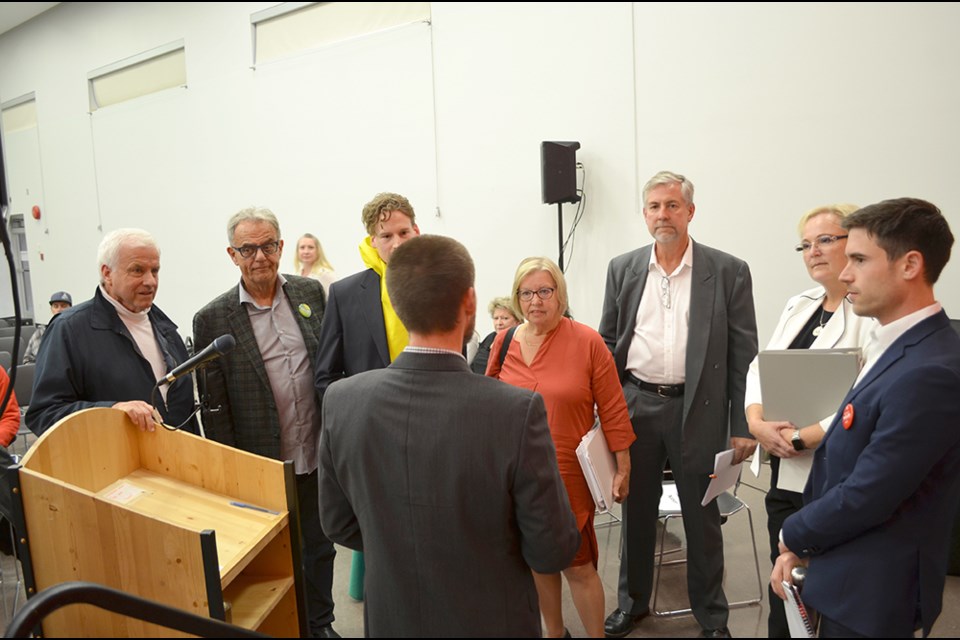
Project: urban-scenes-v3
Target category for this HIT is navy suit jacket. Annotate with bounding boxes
[783,310,960,637]
[314,268,390,404]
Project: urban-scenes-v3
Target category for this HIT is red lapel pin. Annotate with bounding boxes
[842,403,855,430]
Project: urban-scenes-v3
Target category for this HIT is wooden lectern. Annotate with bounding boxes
[10,407,305,637]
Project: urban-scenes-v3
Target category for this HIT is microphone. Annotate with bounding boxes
[160,334,236,386]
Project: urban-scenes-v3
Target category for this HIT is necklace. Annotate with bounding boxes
[812,306,830,337]
[522,327,547,348]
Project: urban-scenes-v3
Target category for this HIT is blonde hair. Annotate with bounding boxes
[796,204,859,236]
[293,233,334,275]
[511,257,568,319]
[487,296,520,322]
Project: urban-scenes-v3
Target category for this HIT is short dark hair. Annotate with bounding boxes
[843,198,954,284]
[361,192,416,237]
[386,235,474,334]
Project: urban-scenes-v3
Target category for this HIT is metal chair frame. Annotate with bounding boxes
[651,481,764,616]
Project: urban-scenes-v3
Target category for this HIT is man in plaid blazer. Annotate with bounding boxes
[193,207,337,638]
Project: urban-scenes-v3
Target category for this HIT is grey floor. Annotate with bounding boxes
[326,459,960,638]
[1,454,958,637]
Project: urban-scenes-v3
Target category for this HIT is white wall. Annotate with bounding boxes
[1,2,959,341]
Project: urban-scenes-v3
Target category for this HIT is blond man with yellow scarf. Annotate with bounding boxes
[314,192,420,604]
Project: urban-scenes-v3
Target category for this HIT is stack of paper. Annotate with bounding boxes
[576,421,615,513]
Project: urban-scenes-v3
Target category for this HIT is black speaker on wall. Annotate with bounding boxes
[541,141,581,205]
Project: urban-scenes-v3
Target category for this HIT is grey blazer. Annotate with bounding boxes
[598,241,758,473]
[193,275,326,460]
[318,351,580,637]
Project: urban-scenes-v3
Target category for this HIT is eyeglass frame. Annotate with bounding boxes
[517,287,556,302]
[660,275,672,309]
[231,241,281,259]
[795,234,848,253]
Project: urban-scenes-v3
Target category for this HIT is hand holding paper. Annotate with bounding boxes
[701,448,742,506]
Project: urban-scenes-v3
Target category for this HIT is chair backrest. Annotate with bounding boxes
[11,363,35,408]
[0,337,21,364]
[0,352,10,372]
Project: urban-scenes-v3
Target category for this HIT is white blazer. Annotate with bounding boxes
[745,286,875,488]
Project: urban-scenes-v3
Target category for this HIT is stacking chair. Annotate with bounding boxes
[0,338,21,367]
[651,480,763,616]
[10,363,35,410]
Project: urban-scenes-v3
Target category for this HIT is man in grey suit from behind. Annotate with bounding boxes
[600,171,758,639]
[318,234,580,637]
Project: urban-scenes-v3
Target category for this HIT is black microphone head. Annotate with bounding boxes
[213,334,236,355]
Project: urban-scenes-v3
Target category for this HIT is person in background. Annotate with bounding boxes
[488,256,635,638]
[319,235,579,637]
[0,368,20,448]
[27,229,196,435]
[22,291,73,364]
[470,296,521,374]
[745,203,874,637]
[295,233,337,296]
[599,171,757,639]
[194,207,337,638]
[772,198,960,638]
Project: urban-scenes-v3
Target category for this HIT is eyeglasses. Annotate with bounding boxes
[660,276,671,309]
[517,287,556,302]
[232,241,280,259]
[795,235,848,253]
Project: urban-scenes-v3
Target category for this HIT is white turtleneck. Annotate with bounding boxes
[99,285,168,402]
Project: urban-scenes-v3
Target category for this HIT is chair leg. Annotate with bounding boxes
[653,500,764,616]
[726,503,764,609]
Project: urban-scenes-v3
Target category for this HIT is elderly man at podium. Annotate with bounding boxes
[27,228,196,436]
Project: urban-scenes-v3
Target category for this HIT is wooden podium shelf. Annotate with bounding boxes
[14,407,306,637]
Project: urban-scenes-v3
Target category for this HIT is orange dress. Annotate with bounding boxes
[487,317,635,566]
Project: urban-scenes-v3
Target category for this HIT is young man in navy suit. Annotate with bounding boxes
[772,198,960,638]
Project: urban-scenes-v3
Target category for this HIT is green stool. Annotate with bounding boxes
[348,550,365,601]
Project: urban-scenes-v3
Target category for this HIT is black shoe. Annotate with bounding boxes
[313,624,341,638]
[604,608,649,638]
[701,627,731,638]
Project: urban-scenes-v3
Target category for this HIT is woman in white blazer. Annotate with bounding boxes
[745,203,875,638]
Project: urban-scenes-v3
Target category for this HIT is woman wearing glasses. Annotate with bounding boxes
[487,257,635,638]
[744,203,875,638]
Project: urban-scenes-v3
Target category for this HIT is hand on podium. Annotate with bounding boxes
[112,400,161,432]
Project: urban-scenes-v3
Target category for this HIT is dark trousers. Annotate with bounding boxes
[616,383,729,631]
[819,615,871,638]
[765,456,806,638]
[297,470,337,633]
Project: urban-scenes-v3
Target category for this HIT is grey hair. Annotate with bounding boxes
[642,171,695,206]
[97,228,158,281]
[227,207,281,244]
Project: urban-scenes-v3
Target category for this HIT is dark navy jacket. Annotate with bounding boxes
[26,287,196,435]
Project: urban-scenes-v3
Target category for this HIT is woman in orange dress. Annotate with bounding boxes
[487,256,635,638]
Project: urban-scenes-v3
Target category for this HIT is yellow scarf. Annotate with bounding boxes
[359,237,408,362]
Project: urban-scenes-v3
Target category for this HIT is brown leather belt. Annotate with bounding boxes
[626,372,684,397]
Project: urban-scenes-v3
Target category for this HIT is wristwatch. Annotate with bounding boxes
[791,429,805,451]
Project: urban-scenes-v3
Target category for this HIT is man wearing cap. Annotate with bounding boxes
[21,291,72,364]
